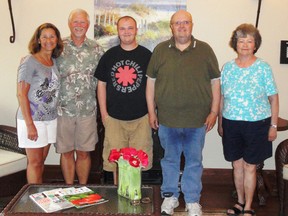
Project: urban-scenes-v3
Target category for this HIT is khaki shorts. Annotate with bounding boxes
[102,114,153,172]
[55,115,98,153]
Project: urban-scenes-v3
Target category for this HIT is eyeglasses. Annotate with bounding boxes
[172,21,192,26]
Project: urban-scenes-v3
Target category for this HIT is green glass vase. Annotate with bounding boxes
[117,158,142,201]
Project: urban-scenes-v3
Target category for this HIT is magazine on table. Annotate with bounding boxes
[29,186,108,213]
[63,186,108,208]
[29,188,73,213]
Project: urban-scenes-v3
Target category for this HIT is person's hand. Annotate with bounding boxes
[204,112,217,133]
[217,124,223,137]
[101,113,109,126]
[27,123,38,141]
[148,112,159,130]
[268,127,277,141]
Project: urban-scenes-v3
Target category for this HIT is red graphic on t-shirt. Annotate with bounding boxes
[115,66,137,87]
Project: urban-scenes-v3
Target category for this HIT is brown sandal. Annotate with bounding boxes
[226,202,245,215]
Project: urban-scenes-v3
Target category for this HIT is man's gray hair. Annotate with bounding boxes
[68,8,90,24]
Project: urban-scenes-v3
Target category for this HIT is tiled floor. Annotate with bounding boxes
[171,169,279,216]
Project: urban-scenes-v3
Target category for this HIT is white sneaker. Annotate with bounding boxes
[161,197,179,215]
[186,203,202,216]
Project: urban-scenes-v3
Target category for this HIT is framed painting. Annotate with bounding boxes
[94,0,186,51]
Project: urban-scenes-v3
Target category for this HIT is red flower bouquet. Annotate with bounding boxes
[109,147,149,201]
[109,147,149,168]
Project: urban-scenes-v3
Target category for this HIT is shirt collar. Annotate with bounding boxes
[168,36,197,51]
[67,36,89,48]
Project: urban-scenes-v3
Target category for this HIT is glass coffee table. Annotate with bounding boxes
[3,184,161,215]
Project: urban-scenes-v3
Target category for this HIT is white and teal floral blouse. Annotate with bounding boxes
[221,58,278,121]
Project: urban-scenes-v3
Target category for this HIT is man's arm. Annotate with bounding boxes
[205,78,220,132]
[97,80,108,123]
[146,77,158,130]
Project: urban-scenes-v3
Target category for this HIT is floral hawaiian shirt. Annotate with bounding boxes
[57,37,104,117]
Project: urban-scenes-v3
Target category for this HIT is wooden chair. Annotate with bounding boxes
[275,117,288,216]
[256,117,288,206]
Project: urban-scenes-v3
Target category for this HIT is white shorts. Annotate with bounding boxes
[17,119,57,148]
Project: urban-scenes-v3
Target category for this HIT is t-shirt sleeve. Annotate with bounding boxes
[17,55,34,84]
[263,62,278,96]
[220,64,226,95]
[207,46,220,80]
[94,54,107,82]
[146,47,159,79]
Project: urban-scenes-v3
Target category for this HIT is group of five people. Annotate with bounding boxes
[16,8,278,216]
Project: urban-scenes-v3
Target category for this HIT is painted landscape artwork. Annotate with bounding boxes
[94,0,186,51]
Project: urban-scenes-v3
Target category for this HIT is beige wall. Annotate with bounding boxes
[1,0,288,169]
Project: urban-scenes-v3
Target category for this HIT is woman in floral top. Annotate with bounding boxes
[218,24,279,216]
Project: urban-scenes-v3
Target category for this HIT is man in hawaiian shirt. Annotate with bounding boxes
[55,8,104,184]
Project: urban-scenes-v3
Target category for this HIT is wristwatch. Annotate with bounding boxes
[270,124,277,129]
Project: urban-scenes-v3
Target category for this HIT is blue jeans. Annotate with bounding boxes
[158,124,206,203]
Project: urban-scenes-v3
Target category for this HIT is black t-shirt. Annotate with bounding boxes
[95,45,152,120]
